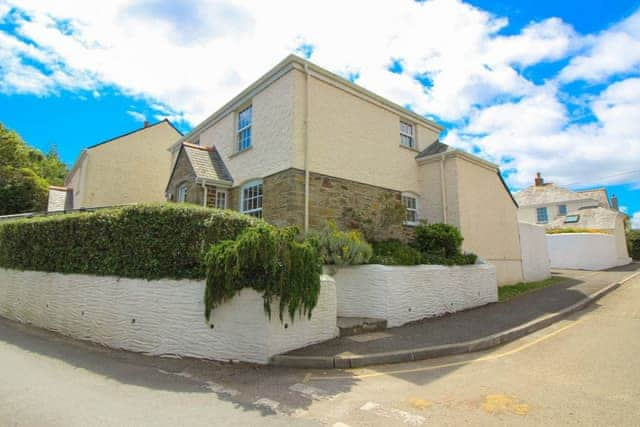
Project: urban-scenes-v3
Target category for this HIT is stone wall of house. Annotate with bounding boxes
[166,150,203,205]
[260,168,407,240]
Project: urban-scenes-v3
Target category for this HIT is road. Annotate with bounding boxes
[1,270,639,426]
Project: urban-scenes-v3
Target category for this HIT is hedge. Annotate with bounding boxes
[0,203,258,280]
[628,230,640,260]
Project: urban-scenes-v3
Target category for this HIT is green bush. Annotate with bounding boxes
[307,221,372,265]
[421,252,478,266]
[546,227,607,234]
[370,240,422,265]
[628,230,640,260]
[204,224,321,321]
[413,223,464,258]
[0,203,258,279]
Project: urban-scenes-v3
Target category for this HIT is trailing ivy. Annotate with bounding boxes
[204,224,321,322]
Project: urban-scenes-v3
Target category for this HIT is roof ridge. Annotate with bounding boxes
[183,142,215,152]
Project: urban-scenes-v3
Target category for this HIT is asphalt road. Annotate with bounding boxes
[1,270,639,426]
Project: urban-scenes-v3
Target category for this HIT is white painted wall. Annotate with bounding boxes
[333,263,497,327]
[0,269,337,364]
[519,222,551,282]
[546,233,630,270]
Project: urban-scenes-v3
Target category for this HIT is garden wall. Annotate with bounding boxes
[518,222,551,282]
[546,233,630,270]
[333,263,497,327]
[0,268,337,364]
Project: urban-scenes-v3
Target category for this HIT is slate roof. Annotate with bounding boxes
[182,143,233,183]
[415,140,452,159]
[546,206,621,230]
[576,188,610,208]
[514,183,597,207]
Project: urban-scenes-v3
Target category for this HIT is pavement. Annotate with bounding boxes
[276,263,640,368]
[1,264,640,426]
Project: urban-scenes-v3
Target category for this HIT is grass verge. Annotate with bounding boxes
[498,276,565,302]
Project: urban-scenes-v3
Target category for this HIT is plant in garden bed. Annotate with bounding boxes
[204,223,321,322]
[306,221,372,266]
[370,239,422,265]
[546,227,608,234]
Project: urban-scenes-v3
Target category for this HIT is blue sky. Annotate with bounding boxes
[1,0,639,227]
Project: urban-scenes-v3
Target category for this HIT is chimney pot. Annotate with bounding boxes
[611,194,619,210]
[534,172,544,186]
[143,121,149,128]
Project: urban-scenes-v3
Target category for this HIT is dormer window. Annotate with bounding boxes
[400,121,415,149]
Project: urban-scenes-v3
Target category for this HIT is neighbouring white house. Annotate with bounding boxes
[515,173,631,270]
[165,54,525,285]
[47,120,182,212]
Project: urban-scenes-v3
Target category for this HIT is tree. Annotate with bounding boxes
[0,122,68,214]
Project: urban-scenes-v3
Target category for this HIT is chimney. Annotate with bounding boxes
[611,194,619,210]
[534,172,544,186]
[143,121,149,128]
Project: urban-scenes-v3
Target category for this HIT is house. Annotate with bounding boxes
[165,55,524,285]
[48,120,182,211]
[515,173,630,268]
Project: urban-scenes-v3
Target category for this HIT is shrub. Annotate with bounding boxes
[370,240,422,265]
[204,224,321,321]
[421,252,478,266]
[0,203,258,280]
[546,227,608,234]
[307,221,372,265]
[628,230,640,260]
[413,223,464,258]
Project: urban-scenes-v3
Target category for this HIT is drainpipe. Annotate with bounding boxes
[440,154,448,224]
[201,181,208,207]
[303,63,310,233]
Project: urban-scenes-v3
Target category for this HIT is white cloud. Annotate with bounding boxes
[126,110,146,122]
[632,212,640,230]
[559,10,640,83]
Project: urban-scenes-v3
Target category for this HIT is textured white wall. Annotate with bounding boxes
[546,233,629,270]
[0,269,337,364]
[334,263,497,327]
[519,222,551,282]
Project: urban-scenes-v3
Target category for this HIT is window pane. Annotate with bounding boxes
[536,207,548,223]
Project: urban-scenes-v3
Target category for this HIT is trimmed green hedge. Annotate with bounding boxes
[0,203,257,280]
[628,230,640,260]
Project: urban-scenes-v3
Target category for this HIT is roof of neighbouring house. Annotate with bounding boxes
[546,206,622,230]
[181,143,233,183]
[415,140,452,159]
[576,188,610,208]
[514,182,600,207]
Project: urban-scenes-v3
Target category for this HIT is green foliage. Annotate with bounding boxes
[546,227,607,234]
[342,193,405,241]
[306,221,373,265]
[0,204,257,279]
[0,122,69,214]
[627,230,640,260]
[0,166,49,215]
[498,277,564,302]
[413,223,464,258]
[204,223,321,322]
[420,252,478,266]
[370,240,422,265]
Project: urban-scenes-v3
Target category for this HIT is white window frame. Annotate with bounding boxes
[177,183,188,203]
[215,189,228,209]
[400,121,415,149]
[402,193,419,226]
[236,105,252,152]
[536,207,548,224]
[240,180,263,218]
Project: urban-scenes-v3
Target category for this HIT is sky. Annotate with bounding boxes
[0,0,639,228]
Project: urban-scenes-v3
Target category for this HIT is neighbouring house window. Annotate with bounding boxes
[215,190,227,209]
[536,207,548,224]
[564,214,580,224]
[237,105,252,152]
[402,194,418,225]
[400,121,415,149]
[177,183,188,203]
[558,204,567,216]
[241,180,263,218]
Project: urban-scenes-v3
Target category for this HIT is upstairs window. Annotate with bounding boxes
[241,180,263,218]
[400,121,415,149]
[177,183,188,203]
[402,194,418,225]
[215,190,227,209]
[536,207,548,224]
[558,204,567,216]
[237,105,252,152]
